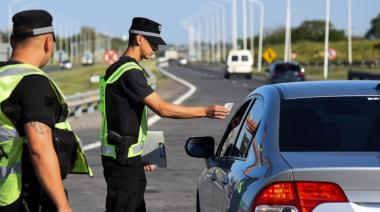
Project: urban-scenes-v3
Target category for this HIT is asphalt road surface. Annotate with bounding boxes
[64,64,264,211]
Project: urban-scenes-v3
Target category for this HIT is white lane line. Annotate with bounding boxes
[82,66,197,152]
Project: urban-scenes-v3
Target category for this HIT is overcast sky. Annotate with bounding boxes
[1,0,379,45]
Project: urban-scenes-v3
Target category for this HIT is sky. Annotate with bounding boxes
[0,0,379,45]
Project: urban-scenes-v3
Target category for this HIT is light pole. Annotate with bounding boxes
[248,0,264,72]
[204,7,222,63]
[348,0,352,70]
[197,13,212,63]
[324,0,331,79]
[232,0,238,50]
[209,2,227,62]
[284,0,292,62]
[181,21,196,61]
[243,0,248,50]
[249,0,255,66]
[189,17,203,62]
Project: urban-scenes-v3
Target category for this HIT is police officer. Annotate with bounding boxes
[99,17,229,212]
[0,10,91,212]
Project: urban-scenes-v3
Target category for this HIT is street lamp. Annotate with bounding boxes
[208,1,228,61]
[324,0,331,79]
[284,0,292,62]
[203,6,222,62]
[348,0,352,69]
[196,13,212,63]
[248,0,264,72]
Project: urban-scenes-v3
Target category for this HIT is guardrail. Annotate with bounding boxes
[66,67,157,117]
[348,70,380,80]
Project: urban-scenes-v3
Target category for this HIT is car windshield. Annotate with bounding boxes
[275,64,300,72]
[280,96,380,152]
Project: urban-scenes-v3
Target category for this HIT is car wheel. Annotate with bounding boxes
[196,191,201,212]
[224,73,230,79]
[245,74,252,79]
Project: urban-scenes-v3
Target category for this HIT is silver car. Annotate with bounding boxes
[185,81,380,212]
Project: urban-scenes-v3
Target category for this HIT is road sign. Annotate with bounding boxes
[103,50,119,65]
[291,52,297,60]
[328,48,337,60]
[263,48,277,63]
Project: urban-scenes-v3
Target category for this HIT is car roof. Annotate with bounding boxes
[271,80,380,100]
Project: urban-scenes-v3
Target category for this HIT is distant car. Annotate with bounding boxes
[82,52,94,66]
[265,61,305,84]
[178,58,188,66]
[225,50,253,79]
[186,81,380,212]
[59,60,72,70]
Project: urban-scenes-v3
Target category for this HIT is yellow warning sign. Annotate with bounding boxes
[263,48,277,63]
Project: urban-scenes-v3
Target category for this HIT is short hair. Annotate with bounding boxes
[128,33,138,46]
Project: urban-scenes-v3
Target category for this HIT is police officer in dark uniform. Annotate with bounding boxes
[0,10,91,212]
[100,17,229,212]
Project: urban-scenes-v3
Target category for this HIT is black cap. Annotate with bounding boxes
[129,17,166,45]
[12,10,55,39]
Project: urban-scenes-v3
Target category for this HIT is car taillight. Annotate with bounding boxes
[297,72,304,77]
[252,182,348,212]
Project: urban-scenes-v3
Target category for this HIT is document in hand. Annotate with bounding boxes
[142,131,167,168]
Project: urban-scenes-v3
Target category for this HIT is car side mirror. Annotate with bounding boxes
[185,136,215,158]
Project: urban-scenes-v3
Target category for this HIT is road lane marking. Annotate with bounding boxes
[82,66,197,152]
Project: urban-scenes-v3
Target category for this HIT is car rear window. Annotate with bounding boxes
[280,97,380,152]
[231,55,239,61]
[275,64,301,72]
[242,55,249,61]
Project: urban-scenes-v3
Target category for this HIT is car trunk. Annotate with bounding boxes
[282,152,380,203]
[275,70,301,81]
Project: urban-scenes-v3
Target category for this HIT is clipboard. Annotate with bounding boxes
[142,131,167,168]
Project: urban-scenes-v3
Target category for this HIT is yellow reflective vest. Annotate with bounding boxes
[99,62,148,158]
[0,64,92,206]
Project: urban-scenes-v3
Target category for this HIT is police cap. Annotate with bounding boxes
[129,17,166,45]
[12,10,55,40]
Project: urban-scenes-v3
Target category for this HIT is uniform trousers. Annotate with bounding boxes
[102,155,147,212]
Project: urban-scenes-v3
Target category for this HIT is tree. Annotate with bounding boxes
[293,20,345,42]
[365,13,380,39]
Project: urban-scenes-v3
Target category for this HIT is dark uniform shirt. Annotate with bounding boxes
[104,56,154,137]
[0,61,59,135]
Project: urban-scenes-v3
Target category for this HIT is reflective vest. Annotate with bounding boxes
[0,64,92,206]
[99,62,148,158]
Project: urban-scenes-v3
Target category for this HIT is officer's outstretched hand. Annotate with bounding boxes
[206,105,230,119]
[143,162,157,172]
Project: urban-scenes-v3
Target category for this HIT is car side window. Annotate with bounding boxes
[217,99,253,158]
[233,97,264,159]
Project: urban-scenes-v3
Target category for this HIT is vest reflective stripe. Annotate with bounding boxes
[0,163,21,179]
[100,62,148,158]
[0,65,92,206]
[0,126,18,143]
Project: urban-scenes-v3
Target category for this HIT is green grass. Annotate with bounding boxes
[260,39,380,63]
[48,60,158,95]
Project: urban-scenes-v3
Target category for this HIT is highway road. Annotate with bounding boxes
[64,64,264,211]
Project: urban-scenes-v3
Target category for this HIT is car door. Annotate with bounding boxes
[212,96,264,212]
[197,100,252,212]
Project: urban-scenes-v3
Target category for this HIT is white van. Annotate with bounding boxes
[225,50,253,79]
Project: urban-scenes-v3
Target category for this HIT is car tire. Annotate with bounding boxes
[196,191,201,212]
[224,73,230,79]
[245,74,252,79]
